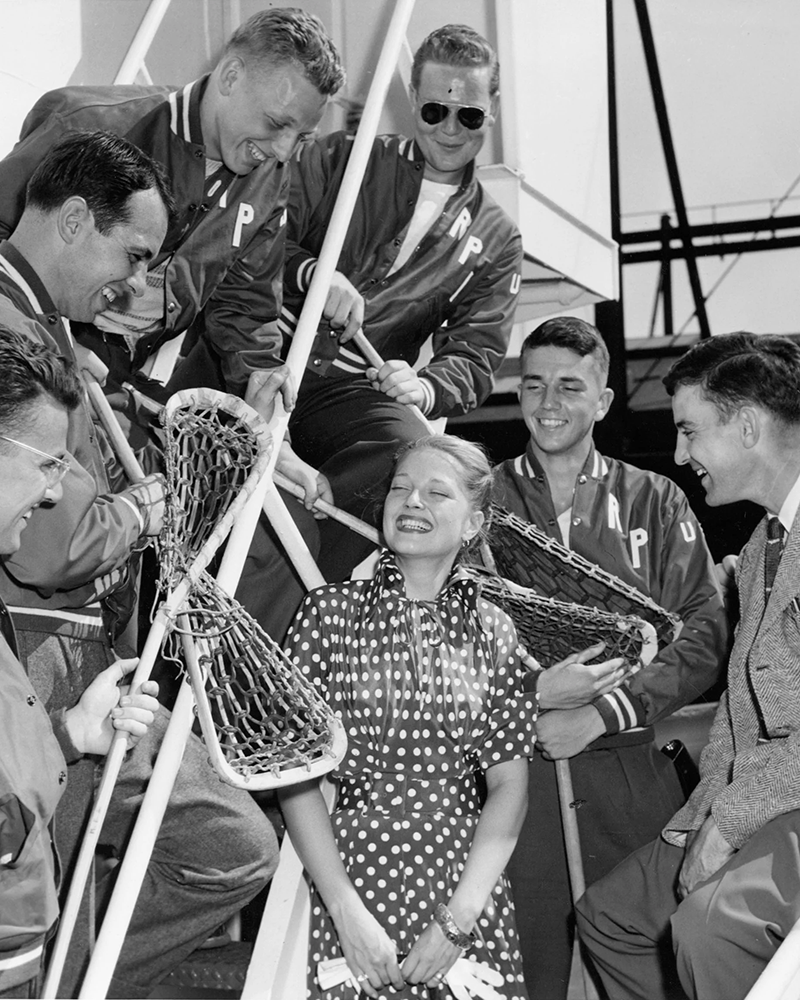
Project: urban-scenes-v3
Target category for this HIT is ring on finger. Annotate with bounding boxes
[356,973,368,982]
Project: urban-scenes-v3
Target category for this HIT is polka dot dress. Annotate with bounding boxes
[286,552,534,999]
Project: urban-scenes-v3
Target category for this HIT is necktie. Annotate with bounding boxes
[764,516,785,604]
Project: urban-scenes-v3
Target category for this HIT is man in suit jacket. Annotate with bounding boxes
[576,332,800,1000]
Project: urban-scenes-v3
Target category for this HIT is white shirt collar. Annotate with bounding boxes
[777,468,800,533]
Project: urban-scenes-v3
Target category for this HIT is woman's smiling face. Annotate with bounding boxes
[383,449,483,565]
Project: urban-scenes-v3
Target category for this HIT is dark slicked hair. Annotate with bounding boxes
[226,7,345,96]
[391,434,494,554]
[25,129,176,235]
[663,332,800,426]
[412,24,500,97]
[521,317,610,382]
[0,328,82,437]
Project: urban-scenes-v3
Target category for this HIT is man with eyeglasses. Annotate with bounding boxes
[238,22,523,640]
[0,130,282,999]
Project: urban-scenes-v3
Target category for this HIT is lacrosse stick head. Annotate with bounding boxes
[464,566,657,672]
[157,388,272,594]
[486,505,681,646]
[171,573,346,790]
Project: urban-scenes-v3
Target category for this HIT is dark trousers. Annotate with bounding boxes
[507,735,684,1000]
[576,809,800,1000]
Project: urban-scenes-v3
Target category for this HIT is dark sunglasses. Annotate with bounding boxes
[419,102,487,130]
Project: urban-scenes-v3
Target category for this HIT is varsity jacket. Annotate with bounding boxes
[0,243,146,612]
[0,600,66,992]
[493,443,728,734]
[0,78,287,394]
[665,513,800,850]
[280,132,523,419]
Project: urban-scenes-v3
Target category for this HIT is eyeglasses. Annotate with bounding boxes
[0,434,71,486]
[419,101,488,131]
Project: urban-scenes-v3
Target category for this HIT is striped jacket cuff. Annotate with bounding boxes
[418,378,436,416]
[592,684,647,735]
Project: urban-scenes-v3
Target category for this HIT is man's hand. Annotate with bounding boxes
[537,642,627,710]
[678,815,735,899]
[536,705,606,759]
[367,360,427,408]
[73,343,109,387]
[324,271,364,344]
[64,658,160,756]
[245,366,296,424]
[126,473,165,536]
[715,554,739,613]
[276,441,333,518]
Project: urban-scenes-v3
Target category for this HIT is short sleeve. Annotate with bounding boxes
[473,601,537,769]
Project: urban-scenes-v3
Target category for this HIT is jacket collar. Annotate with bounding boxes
[167,75,209,147]
[515,441,609,482]
[0,241,59,318]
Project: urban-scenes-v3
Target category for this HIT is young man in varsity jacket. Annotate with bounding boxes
[238,23,524,640]
[0,6,344,401]
[493,317,728,1000]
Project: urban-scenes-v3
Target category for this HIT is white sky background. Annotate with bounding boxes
[614,0,800,339]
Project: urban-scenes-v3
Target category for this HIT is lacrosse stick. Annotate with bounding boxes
[45,388,271,998]
[351,329,435,434]
[555,760,601,1000]
[463,566,658,673]
[487,505,682,645]
[76,389,348,997]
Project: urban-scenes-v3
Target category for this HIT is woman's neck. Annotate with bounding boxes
[394,553,457,601]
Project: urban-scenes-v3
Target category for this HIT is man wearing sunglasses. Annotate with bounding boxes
[239,23,523,641]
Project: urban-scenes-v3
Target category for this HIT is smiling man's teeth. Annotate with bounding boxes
[695,465,708,478]
[539,418,565,428]
[248,141,267,162]
[102,287,116,303]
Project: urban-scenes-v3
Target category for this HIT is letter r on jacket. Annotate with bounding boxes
[448,207,472,240]
[233,203,255,248]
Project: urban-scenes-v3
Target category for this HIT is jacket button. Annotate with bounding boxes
[312,358,322,367]
[572,517,582,526]
[27,694,37,706]
[578,475,587,484]
[188,203,198,212]
[194,150,203,159]
[167,302,176,312]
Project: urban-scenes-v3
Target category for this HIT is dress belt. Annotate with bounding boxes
[336,771,481,818]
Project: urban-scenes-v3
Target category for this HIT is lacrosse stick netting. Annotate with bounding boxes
[172,578,346,789]
[463,566,658,672]
[486,505,682,646]
[155,388,271,593]
[158,389,345,789]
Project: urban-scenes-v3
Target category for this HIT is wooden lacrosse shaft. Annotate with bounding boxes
[241,3,418,997]
[351,329,435,434]
[86,377,146,482]
[78,619,196,999]
[43,378,149,998]
[555,759,601,1000]
[58,383,270,998]
[273,470,381,546]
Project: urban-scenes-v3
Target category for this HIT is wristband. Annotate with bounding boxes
[434,903,477,951]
